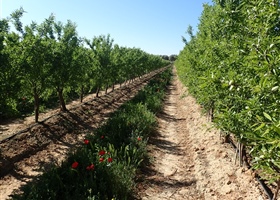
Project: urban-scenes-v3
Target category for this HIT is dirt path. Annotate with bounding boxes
[0,68,165,200]
[136,68,265,200]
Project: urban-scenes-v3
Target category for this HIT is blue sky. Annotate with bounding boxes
[1,0,212,55]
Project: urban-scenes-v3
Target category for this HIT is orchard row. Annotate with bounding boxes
[176,0,280,192]
[0,8,170,121]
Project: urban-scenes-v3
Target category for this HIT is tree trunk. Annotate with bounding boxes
[105,83,108,94]
[96,86,100,97]
[33,87,40,123]
[112,82,115,91]
[80,85,84,103]
[58,87,67,111]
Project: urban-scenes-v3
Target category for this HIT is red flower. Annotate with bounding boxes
[137,137,141,141]
[99,150,106,156]
[84,139,90,145]
[86,164,95,171]
[99,157,104,162]
[71,161,79,169]
[100,135,104,139]
[107,157,113,163]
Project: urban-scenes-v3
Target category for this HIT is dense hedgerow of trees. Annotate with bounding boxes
[176,0,280,192]
[0,8,169,122]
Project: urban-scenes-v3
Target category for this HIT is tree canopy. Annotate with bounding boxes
[0,8,170,121]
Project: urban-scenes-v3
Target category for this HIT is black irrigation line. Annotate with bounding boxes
[0,66,169,145]
[227,136,274,200]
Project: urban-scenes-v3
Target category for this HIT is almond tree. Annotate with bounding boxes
[20,26,52,122]
[42,17,80,111]
[73,45,95,102]
[0,18,22,118]
[111,45,127,89]
[10,8,52,122]
[85,34,114,96]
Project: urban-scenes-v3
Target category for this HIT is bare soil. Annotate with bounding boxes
[0,67,267,200]
[135,68,266,200]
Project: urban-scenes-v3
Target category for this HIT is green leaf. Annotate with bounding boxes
[273,126,280,135]
[260,76,268,88]
[254,123,266,132]
[256,115,262,121]
[263,112,272,121]
[271,86,279,92]
[199,82,209,89]
[261,128,270,137]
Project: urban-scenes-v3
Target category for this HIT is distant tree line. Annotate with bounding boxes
[160,54,177,62]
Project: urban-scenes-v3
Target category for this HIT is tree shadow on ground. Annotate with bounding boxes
[149,109,186,156]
